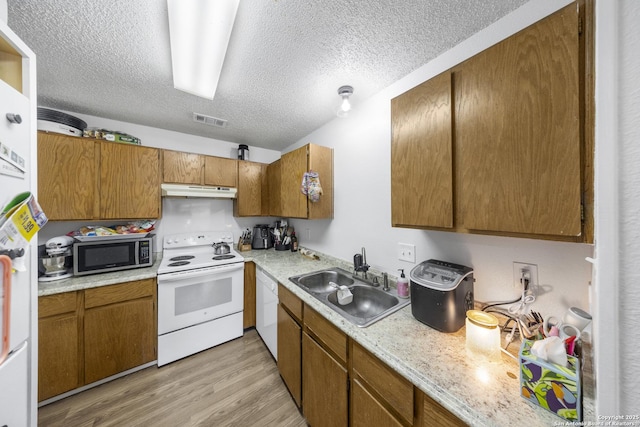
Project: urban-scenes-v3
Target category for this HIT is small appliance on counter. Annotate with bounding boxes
[38,236,75,282]
[73,235,153,276]
[410,259,474,333]
[251,224,273,249]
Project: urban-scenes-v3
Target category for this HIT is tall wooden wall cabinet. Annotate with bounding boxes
[391,1,593,243]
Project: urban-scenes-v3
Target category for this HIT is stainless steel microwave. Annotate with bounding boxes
[73,237,153,276]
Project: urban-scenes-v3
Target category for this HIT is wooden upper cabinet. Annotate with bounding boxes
[280,146,308,218]
[37,132,99,220]
[307,144,334,219]
[162,149,238,187]
[267,159,282,216]
[455,4,581,237]
[162,150,203,184]
[100,143,160,219]
[235,160,265,217]
[391,72,453,228]
[204,155,238,187]
[279,143,333,219]
[390,2,590,242]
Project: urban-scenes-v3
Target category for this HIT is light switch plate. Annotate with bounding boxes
[398,243,416,263]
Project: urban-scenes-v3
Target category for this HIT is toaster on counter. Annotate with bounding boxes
[409,259,474,333]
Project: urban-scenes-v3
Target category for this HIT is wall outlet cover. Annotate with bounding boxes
[513,262,538,291]
[398,243,416,263]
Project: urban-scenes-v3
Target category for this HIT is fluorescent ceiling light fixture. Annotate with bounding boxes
[167,0,240,99]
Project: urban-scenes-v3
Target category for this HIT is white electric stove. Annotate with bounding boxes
[157,231,245,366]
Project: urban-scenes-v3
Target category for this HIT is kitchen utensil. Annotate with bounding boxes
[213,242,230,255]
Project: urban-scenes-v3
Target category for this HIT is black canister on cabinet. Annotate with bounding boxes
[238,144,249,160]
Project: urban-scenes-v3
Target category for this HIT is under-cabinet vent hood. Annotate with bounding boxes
[161,183,237,199]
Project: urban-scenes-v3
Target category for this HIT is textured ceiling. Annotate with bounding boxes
[8,0,527,151]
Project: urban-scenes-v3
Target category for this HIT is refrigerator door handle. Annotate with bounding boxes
[0,255,11,366]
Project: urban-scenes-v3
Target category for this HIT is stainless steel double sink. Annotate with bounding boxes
[289,267,410,327]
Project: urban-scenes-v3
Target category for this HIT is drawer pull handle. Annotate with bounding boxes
[6,113,22,124]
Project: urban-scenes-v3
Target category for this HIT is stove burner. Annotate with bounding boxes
[170,255,195,261]
[212,255,235,261]
[168,261,191,267]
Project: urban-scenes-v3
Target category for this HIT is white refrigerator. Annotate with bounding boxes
[0,18,38,427]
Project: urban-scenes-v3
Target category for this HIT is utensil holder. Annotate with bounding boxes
[274,243,290,251]
[237,238,252,252]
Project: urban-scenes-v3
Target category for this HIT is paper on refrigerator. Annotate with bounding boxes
[0,192,48,271]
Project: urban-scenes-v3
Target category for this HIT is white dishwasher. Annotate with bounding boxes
[256,266,278,360]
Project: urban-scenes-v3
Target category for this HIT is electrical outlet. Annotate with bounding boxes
[398,243,416,263]
[306,228,311,240]
[513,262,538,292]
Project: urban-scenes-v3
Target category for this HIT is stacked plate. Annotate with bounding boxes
[37,107,87,137]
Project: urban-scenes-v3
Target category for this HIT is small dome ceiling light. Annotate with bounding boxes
[337,85,354,118]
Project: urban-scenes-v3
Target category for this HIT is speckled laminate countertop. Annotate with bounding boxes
[37,255,162,296]
[38,248,593,426]
[241,247,594,427]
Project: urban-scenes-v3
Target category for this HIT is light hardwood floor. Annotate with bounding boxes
[38,330,307,427]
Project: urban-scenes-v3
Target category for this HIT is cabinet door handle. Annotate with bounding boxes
[6,113,22,124]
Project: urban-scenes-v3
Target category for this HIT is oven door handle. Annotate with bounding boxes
[158,263,244,282]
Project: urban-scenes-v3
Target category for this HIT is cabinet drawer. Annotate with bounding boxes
[304,305,347,365]
[418,389,467,427]
[39,292,78,318]
[351,378,404,427]
[84,279,155,309]
[278,284,302,323]
[352,341,413,425]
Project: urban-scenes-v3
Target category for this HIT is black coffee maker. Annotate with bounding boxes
[251,224,273,249]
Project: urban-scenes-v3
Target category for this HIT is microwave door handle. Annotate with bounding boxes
[159,263,244,282]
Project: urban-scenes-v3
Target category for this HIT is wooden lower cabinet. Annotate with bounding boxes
[351,341,413,426]
[84,297,155,384]
[415,388,467,427]
[244,262,256,328]
[277,304,301,407]
[302,332,348,427]
[38,292,81,402]
[38,279,157,402]
[274,286,465,426]
[351,378,404,427]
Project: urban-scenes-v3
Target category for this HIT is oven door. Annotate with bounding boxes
[157,263,244,335]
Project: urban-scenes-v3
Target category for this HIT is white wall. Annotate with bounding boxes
[289,0,592,334]
[57,111,281,163]
[37,113,280,248]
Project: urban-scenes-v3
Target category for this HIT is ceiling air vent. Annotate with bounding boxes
[193,112,228,128]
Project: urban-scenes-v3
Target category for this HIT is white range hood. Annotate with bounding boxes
[161,183,237,199]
